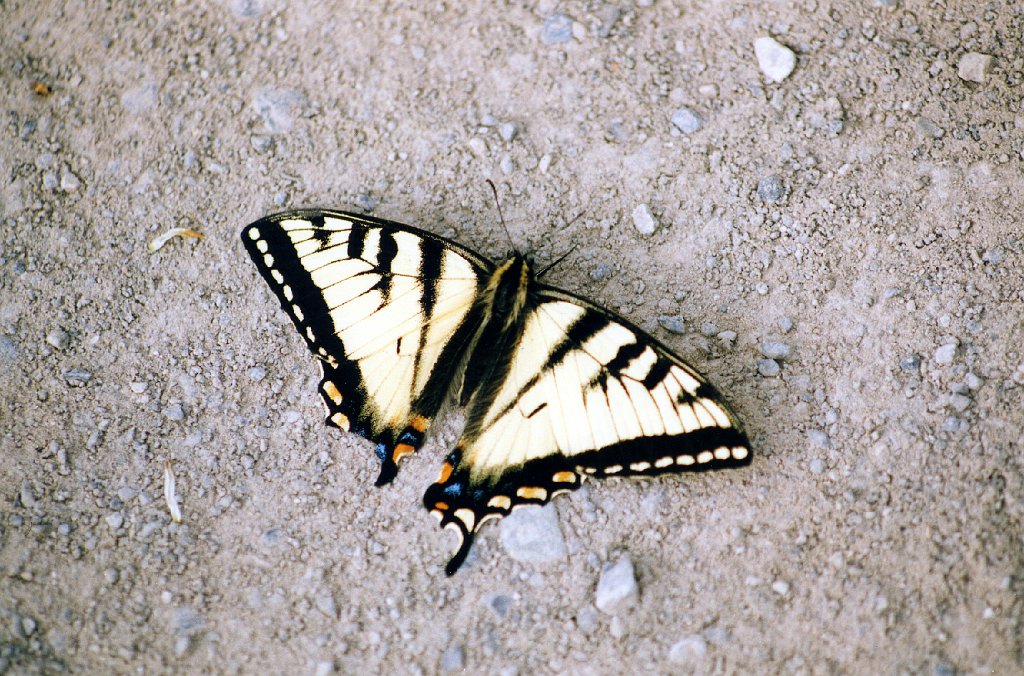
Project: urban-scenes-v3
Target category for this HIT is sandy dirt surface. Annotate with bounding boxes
[2,0,1022,673]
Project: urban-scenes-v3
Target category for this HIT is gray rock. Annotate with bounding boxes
[541,14,573,45]
[0,337,18,362]
[498,122,518,142]
[590,263,611,281]
[668,635,707,664]
[772,579,791,595]
[757,175,786,202]
[121,82,159,114]
[60,168,82,191]
[807,429,831,449]
[163,403,186,421]
[808,458,824,474]
[246,366,266,381]
[657,316,685,335]
[46,328,70,350]
[106,512,124,529]
[778,316,794,333]
[915,117,944,139]
[757,359,780,377]
[595,554,638,613]
[64,367,93,385]
[252,88,306,134]
[499,503,567,564]
[440,644,465,672]
[670,107,702,134]
[900,354,921,372]
[760,341,791,360]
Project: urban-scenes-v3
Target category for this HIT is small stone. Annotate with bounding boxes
[489,595,512,618]
[965,372,983,389]
[104,567,120,584]
[807,429,831,449]
[499,156,514,175]
[250,135,273,153]
[498,122,518,142]
[63,367,92,385]
[121,82,159,114]
[632,203,657,235]
[0,337,18,362]
[771,580,790,595]
[315,591,338,619]
[163,403,186,421]
[700,322,719,336]
[541,13,573,45]
[117,486,138,502]
[576,606,598,633]
[130,381,148,393]
[440,644,465,672]
[595,554,638,614]
[354,193,377,212]
[778,316,794,333]
[915,117,944,139]
[754,37,796,83]
[657,316,685,335]
[499,503,567,564]
[760,341,791,360]
[808,458,824,474]
[670,107,702,134]
[20,616,37,636]
[900,354,921,372]
[981,247,1004,265]
[252,88,306,134]
[934,343,957,365]
[717,330,737,344]
[757,175,786,202]
[668,635,707,664]
[314,661,335,676]
[590,263,611,281]
[46,328,70,350]
[106,512,124,529]
[247,366,266,381]
[958,52,993,83]
[60,169,82,191]
[36,152,57,170]
[42,172,59,189]
[949,393,971,412]
[757,359,780,377]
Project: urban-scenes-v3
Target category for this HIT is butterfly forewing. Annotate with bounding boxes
[242,210,491,485]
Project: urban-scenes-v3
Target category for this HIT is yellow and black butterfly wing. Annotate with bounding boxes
[424,287,750,574]
[242,210,493,484]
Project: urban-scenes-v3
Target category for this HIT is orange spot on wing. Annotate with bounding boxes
[322,381,343,405]
[330,412,350,431]
[434,501,449,511]
[409,415,429,433]
[437,462,453,483]
[392,443,415,462]
[552,471,576,483]
[516,487,548,501]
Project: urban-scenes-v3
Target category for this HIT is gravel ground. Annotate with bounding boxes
[2,1,1022,673]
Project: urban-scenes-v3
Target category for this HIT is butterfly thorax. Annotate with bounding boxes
[479,254,533,331]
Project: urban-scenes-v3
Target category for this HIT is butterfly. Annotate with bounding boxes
[242,209,751,575]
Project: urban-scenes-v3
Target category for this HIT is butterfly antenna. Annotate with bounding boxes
[537,244,579,279]
[486,179,518,254]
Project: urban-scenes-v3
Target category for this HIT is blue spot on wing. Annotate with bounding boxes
[374,442,388,461]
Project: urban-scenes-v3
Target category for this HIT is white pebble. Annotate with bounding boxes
[958,52,993,84]
[595,554,639,613]
[934,342,957,365]
[757,359,780,377]
[668,635,707,664]
[631,204,657,235]
[670,107,703,134]
[106,513,124,529]
[772,580,790,596]
[754,37,796,83]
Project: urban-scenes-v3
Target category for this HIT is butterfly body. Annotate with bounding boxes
[242,209,751,575]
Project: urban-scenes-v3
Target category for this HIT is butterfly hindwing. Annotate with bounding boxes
[242,210,492,484]
[424,287,750,573]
